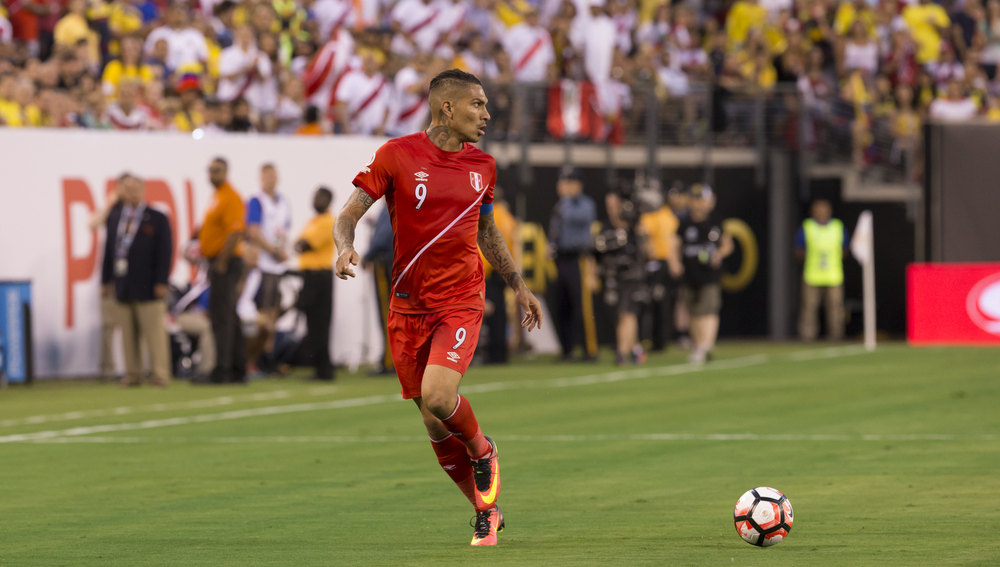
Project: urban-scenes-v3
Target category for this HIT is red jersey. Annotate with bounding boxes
[352,131,496,314]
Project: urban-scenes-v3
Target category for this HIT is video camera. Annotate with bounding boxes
[594,172,663,308]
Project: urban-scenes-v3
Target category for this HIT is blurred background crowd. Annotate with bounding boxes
[4,0,1000,170]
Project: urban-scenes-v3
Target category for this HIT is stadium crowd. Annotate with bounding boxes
[4,0,1000,162]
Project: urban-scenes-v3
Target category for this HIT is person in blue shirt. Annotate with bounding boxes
[548,166,599,361]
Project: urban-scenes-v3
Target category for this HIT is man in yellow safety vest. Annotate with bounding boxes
[795,199,851,341]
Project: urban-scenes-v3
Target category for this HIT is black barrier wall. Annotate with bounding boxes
[926,123,1000,262]
[498,166,769,340]
[500,165,915,341]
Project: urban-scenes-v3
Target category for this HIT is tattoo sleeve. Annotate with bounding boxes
[334,186,375,254]
[477,211,525,291]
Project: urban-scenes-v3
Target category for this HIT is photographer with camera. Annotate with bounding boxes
[601,172,665,366]
[668,185,733,364]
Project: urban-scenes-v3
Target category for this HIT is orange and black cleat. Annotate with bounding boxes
[470,506,504,546]
[472,436,500,511]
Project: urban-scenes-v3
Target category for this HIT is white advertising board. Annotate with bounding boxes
[0,129,389,377]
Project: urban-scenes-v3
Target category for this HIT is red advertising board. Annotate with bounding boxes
[907,263,1000,345]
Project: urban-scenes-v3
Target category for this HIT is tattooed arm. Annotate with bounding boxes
[334,186,376,280]
[478,211,543,331]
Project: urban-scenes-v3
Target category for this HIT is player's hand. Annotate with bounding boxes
[516,286,543,331]
[336,250,360,280]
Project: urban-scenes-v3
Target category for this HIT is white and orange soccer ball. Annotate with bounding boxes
[733,487,794,547]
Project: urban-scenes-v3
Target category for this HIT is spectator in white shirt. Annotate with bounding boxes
[389,0,443,56]
[636,2,671,49]
[502,5,556,83]
[609,0,636,55]
[216,25,273,107]
[334,48,392,135]
[144,5,209,72]
[840,21,879,77]
[389,52,438,136]
[104,80,155,130]
[312,0,356,42]
[275,76,306,133]
[929,79,978,121]
[434,0,470,60]
[583,0,617,110]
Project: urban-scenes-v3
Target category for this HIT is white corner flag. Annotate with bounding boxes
[851,211,876,351]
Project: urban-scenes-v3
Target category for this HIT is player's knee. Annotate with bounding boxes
[423,392,457,420]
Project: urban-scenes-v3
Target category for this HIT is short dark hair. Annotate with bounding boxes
[212,157,228,169]
[317,186,333,200]
[429,69,482,94]
[304,105,320,123]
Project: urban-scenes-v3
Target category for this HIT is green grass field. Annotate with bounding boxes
[1,343,998,566]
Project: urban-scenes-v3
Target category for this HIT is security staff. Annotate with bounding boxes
[362,206,394,375]
[639,185,680,353]
[796,199,851,341]
[100,173,173,387]
[295,187,337,381]
[548,166,598,361]
[197,157,247,385]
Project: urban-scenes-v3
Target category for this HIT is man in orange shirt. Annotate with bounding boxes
[197,157,248,384]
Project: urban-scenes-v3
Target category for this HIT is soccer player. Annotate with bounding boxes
[333,69,543,547]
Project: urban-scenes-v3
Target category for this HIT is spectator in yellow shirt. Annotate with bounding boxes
[107,0,143,55]
[833,0,877,37]
[903,0,951,63]
[726,0,767,51]
[0,78,43,127]
[295,187,336,381]
[54,0,100,65]
[101,35,155,98]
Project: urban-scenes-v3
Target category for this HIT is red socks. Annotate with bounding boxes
[430,434,476,506]
[441,395,491,460]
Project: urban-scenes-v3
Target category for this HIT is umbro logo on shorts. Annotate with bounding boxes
[415,171,429,181]
[447,352,461,363]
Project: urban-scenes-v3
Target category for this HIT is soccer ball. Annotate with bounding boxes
[733,487,794,547]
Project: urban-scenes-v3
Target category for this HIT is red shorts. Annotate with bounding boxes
[387,308,483,400]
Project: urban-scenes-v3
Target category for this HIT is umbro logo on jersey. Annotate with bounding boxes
[415,171,429,181]
[443,465,457,471]
[447,351,461,363]
[469,171,484,193]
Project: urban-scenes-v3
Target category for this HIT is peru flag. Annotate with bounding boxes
[546,80,624,144]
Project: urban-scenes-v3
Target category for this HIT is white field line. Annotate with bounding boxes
[0,346,869,444]
[22,433,1000,444]
[786,344,869,361]
[0,388,344,429]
